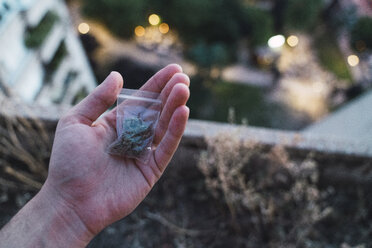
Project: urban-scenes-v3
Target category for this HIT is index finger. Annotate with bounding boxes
[103,64,183,128]
[140,64,182,93]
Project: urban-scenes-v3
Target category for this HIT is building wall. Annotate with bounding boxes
[0,0,96,105]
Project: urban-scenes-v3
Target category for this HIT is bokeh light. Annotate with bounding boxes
[134,26,146,37]
[148,14,161,26]
[268,35,285,49]
[159,23,170,34]
[78,22,90,34]
[347,55,360,67]
[287,35,299,47]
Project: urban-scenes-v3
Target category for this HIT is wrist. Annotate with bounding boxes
[0,185,94,248]
[35,184,95,247]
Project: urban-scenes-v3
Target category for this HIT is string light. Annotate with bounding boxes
[159,23,169,34]
[148,14,160,26]
[134,26,145,37]
[347,55,360,67]
[78,23,90,34]
[268,35,285,49]
[287,35,299,47]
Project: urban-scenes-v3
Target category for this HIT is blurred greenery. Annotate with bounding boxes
[188,76,304,129]
[45,41,68,81]
[79,0,372,128]
[283,0,324,31]
[314,31,352,82]
[72,87,89,105]
[25,11,59,48]
[350,17,372,51]
[154,0,241,44]
[83,0,147,38]
[238,6,274,47]
[187,42,233,68]
[82,0,274,67]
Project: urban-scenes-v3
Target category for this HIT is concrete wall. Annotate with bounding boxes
[1,97,371,187]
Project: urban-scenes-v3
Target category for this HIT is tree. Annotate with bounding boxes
[283,0,324,31]
[82,0,147,38]
[154,0,241,45]
[238,6,274,47]
[187,42,232,68]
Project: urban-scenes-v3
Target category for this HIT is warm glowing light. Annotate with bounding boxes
[347,55,360,67]
[287,35,299,47]
[148,14,160,26]
[159,23,169,34]
[78,23,90,34]
[268,35,285,49]
[134,26,145,37]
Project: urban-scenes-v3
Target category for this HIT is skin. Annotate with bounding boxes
[0,64,190,248]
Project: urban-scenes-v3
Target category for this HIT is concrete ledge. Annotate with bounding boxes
[185,119,372,159]
[305,89,372,145]
[1,95,371,160]
[1,96,371,160]
[1,99,372,186]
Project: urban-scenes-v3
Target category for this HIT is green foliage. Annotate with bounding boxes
[72,87,89,105]
[82,0,274,47]
[188,76,310,129]
[81,0,275,67]
[187,42,232,68]
[188,76,288,127]
[154,0,240,44]
[314,30,352,81]
[350,17,372,51]
[283,0,324,31]
[45,41,68,81]
[82,0,147,38]
[47,42,67,72]
[25,11,59,48]
[211,81,268,125]
[238,6,274,47]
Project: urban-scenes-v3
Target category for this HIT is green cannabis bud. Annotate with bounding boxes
[109,117,153,157]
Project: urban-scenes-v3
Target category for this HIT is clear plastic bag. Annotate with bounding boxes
[108,89,162,163]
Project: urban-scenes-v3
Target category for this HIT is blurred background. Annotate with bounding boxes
[1,0,372,247]
[1,0,372,129]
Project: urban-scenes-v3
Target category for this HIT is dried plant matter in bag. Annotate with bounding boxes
[108,89,161,163]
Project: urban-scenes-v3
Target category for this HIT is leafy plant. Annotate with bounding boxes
[25,11,59,48]
[82,0,147,38]
[44,41,68,82]
[238,5,274,47]
[314,29,352,81]
[187,42,233,69]
[283,0,324,31]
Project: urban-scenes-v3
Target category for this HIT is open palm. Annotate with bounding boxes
[44,64,190,236]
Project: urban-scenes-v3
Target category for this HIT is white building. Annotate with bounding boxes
[0,0,96,105]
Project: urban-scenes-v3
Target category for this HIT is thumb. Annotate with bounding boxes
[69,72,123,125]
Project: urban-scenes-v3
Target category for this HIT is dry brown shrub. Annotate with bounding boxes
[198,131,325,245]
[0,101,53,192]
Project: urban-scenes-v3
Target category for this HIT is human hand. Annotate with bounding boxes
[43,64,190,243]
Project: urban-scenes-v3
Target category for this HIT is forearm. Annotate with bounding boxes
[0,186,93,248]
